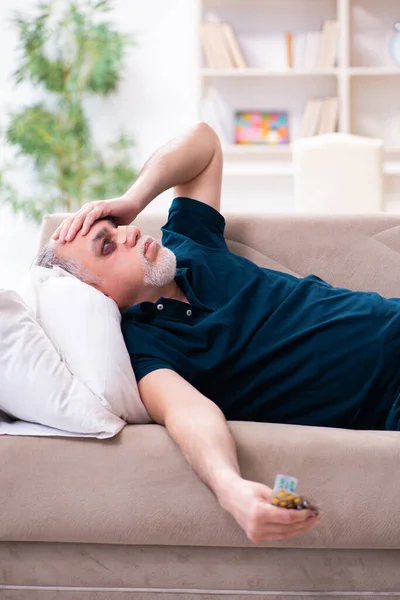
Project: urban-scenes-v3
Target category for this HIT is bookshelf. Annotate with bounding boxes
[198,0,400,185]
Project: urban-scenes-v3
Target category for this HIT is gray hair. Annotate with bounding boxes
[34,239,100,286]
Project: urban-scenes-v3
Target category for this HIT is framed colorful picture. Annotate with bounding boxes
[234,111,290,145]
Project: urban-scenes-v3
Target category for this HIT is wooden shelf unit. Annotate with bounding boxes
[198,0,400,179]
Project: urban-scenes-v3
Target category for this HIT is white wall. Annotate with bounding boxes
[0,0,200,290]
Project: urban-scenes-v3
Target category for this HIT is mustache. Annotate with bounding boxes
[137,235,157,257]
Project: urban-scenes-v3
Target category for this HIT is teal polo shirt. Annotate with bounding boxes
[121,197,400,430]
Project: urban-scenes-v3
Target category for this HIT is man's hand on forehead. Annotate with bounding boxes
[52,197,139,244]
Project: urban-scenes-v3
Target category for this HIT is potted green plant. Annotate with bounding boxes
[0,0,137,222]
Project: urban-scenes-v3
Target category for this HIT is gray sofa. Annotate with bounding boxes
[2,210,400,600]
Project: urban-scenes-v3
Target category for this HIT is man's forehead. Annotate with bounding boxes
[91,218,117,236]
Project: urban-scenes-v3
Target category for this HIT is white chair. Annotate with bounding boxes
[292,133,384,213]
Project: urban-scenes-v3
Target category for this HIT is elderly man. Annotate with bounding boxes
[39,123,400,544]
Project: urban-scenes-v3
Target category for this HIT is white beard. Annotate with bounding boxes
[138,236,177,288]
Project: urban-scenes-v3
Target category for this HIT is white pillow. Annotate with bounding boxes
[23,265,152,425]
[0,289,125,437]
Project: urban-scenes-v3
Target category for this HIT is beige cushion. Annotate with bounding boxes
[293,133,384,213]
[2,423,400,548]
[3,210,400,549]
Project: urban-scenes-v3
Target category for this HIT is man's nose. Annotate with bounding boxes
[117,226,141,247]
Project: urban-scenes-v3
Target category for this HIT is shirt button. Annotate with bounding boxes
[186,309,192,316]
[157,304,164,311]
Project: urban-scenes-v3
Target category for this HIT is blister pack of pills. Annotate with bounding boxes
[270,474,319,516]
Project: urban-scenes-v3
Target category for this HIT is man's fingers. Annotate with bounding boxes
[66,205,100,241]
[57,203,103,243]
[63,213,89,242]
[56,217,75,243]
[261,515,319,537]
[52,224,62,240]
[267,505,314,524]
[81,205,106,236]
[54,203,91,243]
[69,210,94,240]
[56,210,87,244]
[250,516,321,544]
[258,524,317,543]
[270,516,320,536]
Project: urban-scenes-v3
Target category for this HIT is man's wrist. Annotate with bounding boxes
[213,470,243,509]
[122,177,155,214]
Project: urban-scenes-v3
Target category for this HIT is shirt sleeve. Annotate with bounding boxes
[161,197,228,252]
[130,356,176,384]
[121,317,177,384]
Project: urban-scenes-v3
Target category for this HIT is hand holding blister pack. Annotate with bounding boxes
[270,474,319,517]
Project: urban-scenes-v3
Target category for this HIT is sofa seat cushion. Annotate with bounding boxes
[2,422,400,549]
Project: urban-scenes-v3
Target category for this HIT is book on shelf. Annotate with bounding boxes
[286,32,294,69]
[317,97,339,135]
[296,20,338,70]
[317,20,339,69]
[222,23,247,68]
[298,98,323,138]
[200,24,217,68]
[302,32,322,70]
[200,22,247,69]
[298,97,339,138]
[294,33,307,69]
[209,23,233,68]
[200,19,338,71]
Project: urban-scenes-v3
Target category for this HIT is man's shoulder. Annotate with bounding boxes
[161,197,228,252]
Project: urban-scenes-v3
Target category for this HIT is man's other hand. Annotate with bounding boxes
[219,477,321,545]
[53,196,139,244]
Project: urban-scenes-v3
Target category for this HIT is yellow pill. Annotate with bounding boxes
[279,490,286,498]
[294,497,302,504]
[272,498,279,505]
[279,501,288,507]
[287,494,293,501]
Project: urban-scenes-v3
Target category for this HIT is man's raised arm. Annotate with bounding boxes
[138,369,320,545]
[54,122,222,243]
[132,120,223,214]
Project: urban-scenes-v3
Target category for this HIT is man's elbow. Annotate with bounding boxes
[195,122,222,152]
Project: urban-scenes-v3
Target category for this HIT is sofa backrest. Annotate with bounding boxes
[39,211,400,299]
